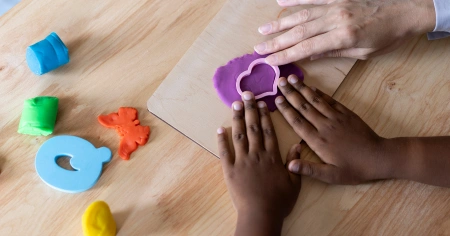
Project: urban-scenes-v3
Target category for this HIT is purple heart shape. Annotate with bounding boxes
[213,52,304,112]
[236,58,280,99]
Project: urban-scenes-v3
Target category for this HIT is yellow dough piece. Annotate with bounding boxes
[82,201,116,236]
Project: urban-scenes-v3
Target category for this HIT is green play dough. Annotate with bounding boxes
[18,96,59,136]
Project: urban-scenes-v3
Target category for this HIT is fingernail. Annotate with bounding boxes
[258,24,272,34]
[243,92,253,101]
[277,0,287,3]
[311,86,317,91]
[288,76,298,84]
[233,102,243,110]
[257,101,266,108]
[279,78,287,87]
[265,55,277,65]
[289,161,300,173]
[254,42,267,53]
[275,96,285,104]
[217,127,224,134]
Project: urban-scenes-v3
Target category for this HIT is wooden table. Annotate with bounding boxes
[1,0,449,235]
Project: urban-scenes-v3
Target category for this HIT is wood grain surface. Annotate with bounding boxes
[283,35,450,235]
[147,0,356,160]
[0,0,449,235]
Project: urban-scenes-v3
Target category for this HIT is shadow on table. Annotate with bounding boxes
[0,155,5,175]
[114,208,133,233]
[48,33,113,77]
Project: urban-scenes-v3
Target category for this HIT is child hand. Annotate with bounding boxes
[217,92,302,236]
[276,75,394,184]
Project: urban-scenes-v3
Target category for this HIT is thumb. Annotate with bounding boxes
[286,143,301,164]
[286,144,302,185]
[288,159,341,184]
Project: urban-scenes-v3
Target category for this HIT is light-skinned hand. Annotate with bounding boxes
[255,0,436,65]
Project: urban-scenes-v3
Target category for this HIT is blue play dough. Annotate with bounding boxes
[35,135,111,193]
[26,32,70,75]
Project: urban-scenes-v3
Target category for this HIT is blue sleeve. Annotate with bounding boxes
[428,0,450,40]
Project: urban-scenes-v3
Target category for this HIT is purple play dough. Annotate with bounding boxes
[213,52,304,112]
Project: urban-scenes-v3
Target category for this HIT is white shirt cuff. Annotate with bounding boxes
[428,0,450,40]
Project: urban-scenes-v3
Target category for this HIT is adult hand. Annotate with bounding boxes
[275,75,396,184]
[254,0,436,65]
[217,91,302,236]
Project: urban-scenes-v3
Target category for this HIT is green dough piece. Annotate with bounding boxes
[18,96,59,136]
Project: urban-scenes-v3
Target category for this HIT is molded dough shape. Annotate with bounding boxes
[35,135,111,193]
[18,96,59,136]
[236,58,280,99]
[82,201,116,236]
[26,32,70,75]
[213,52,304,112]
[98,107,150,160]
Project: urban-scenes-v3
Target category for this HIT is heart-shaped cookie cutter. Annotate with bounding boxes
[236,58,280,100]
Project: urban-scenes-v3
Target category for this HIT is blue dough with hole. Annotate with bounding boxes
[26,32,70,75]
[35,135,111,193]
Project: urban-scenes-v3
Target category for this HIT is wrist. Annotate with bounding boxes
[407,0,436,34]
[379,137,421,180]
[236,209,284,236]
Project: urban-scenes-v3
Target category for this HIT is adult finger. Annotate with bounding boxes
[242,92,263,153]
[278,76,328,128]
[217,127,234,170]
[231,101,249,156]
[257,101,279,152]
[258,8,326,35]
[288,159,342,184]
[287,75,337,119]
[276,0,334,7]
[286,144,302,185]
[265,31,352,66]
[313,87,349,114]
[310,48,375,61]
[275,95,319,143]
[255,18,333,55]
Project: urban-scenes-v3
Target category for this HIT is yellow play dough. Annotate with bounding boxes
[82,201,116,236]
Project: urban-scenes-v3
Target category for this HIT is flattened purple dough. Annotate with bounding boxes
[213,52,304,112]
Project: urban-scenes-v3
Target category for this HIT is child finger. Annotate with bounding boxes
[231,101,249,156]
[275,96,319,143]
[278,77,328,129]
[286,144,302,185]
[288,159,342,184]
[288,77,337,119]
[257,101,279,153]
[217,127,234,168]
[242,92,263,153]
[286,143,301,164]
[313,87,349,114]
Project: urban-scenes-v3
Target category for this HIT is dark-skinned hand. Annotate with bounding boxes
[217,91,302,236]
[275,74,393,184]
